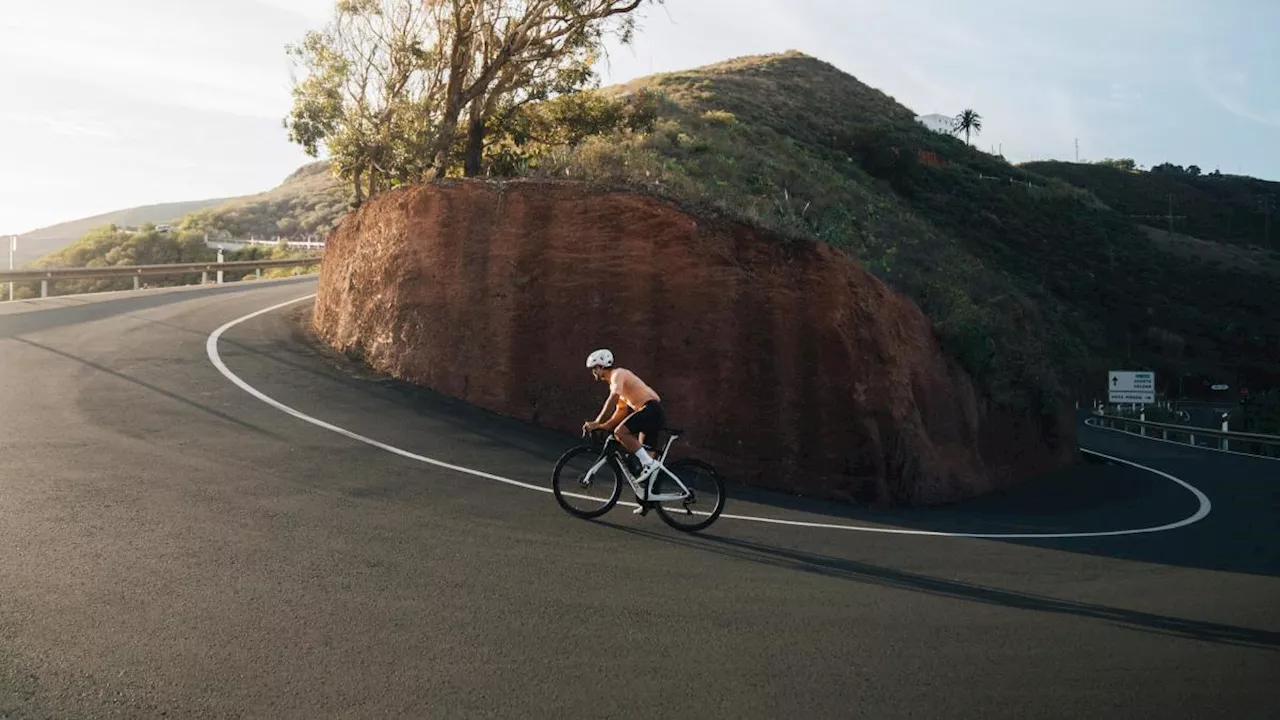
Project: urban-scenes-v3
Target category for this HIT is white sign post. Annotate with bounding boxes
[1109,370,1155,405]
[7,235,14,302]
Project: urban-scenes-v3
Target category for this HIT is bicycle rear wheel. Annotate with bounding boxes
[552,445,622,519]
[652,458,726,532]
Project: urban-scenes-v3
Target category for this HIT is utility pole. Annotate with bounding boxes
[7,235,14,302]
[1075,138,1079,162]
[1261,194,1275,249]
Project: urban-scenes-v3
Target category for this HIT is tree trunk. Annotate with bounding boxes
[353,167,365,206]
[431,2,475,178]
[431,102,464,179]
[464,115,486,177]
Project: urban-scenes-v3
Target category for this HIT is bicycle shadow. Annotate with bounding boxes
[595,521,1280,651]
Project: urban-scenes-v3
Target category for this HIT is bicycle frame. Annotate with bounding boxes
[584,432,692,503]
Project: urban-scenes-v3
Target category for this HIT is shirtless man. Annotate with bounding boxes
[581,348,665,485]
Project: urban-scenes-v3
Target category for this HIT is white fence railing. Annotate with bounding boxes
[1,257,320,301]
[206,238,326,251]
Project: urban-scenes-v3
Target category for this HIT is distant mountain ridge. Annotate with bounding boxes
[10,197,241,266]
[7,161,347,267]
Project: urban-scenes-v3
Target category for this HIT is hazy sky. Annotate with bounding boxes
[1,0,1277,235]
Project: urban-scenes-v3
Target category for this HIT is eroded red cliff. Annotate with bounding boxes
[312,180,1077,506]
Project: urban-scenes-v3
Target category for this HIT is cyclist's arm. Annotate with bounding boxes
[599,399,630,431]
[591,392,620,425]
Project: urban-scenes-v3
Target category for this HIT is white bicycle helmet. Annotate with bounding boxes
[586,348,614,369]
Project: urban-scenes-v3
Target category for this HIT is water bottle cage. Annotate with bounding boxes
[624,454,643,477]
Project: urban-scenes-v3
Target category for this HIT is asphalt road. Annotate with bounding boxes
[2,279,1277,719]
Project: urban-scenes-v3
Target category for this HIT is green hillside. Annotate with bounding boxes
[6,165,341,299]
[1022,160,1279,249]
[174,161,349,241]
[494,51,1280,416]
[13,197,236,265]
[9,162,350,269]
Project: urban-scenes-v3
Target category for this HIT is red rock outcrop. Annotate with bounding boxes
[312,180,1077,506]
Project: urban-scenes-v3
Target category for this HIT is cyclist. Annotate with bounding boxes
[582,349,665,502]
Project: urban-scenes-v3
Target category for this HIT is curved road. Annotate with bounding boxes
[2,279,1277,719]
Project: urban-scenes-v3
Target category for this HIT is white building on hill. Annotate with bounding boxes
[915,113,955,136]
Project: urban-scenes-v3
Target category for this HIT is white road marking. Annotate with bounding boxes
[208,294,1212,539]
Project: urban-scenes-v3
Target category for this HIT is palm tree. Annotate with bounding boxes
[952,109,982,146]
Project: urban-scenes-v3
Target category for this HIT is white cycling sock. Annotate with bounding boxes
[634,447,655,466]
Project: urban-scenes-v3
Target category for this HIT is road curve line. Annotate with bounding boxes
[208,294,1211,539]
[206,294,552,496]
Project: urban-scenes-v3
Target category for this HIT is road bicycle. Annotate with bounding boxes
[551,427,726,532]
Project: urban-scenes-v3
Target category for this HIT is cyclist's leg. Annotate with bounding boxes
[620,404,665,473]
[625,403,667,465]
[618,406,661,451]
[616,411,655,513]
[641,401,666,450]
[637,431,654,458]
[614,415,644,453]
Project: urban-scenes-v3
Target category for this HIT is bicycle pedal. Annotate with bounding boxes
[633,504,651,517]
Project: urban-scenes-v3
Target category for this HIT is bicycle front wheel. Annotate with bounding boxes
[652,458,726,532]
[552,445,622,519]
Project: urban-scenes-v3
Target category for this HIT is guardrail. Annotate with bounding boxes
[1088,413,1280,459]
[1,257,320,300]
[207,239,327,250]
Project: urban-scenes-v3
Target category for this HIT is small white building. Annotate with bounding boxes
[915,113,955,136]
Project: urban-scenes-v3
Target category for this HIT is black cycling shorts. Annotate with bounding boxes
[621,400,665,439]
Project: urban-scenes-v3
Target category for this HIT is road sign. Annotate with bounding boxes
[1211,384,1229,391]
[1109,370,1155,404]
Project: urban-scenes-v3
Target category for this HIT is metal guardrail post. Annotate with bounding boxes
[1,257,318,301]
[217,250,224,285]
[256,268,262,279]
[1090,413,1280,458]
